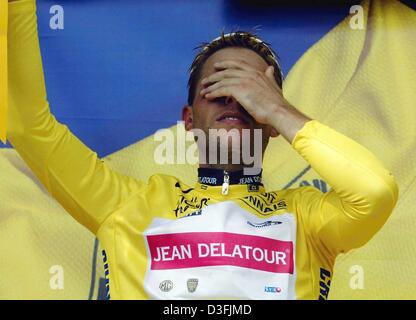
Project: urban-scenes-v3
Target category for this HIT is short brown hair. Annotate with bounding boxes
[187,31,283,105]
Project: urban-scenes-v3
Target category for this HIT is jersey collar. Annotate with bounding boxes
[197,168,263,186]
[196,167,265,197]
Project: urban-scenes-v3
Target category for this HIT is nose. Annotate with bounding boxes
[225,96,237,106]
[225,96,244,112]
[224,96,252,120]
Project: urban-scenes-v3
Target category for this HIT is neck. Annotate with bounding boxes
[196,147,265,175]
[198,163,245,173]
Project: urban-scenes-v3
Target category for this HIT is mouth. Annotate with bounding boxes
[216,111,250,126]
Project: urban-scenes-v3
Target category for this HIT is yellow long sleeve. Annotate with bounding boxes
[0,0,7,142]
[291,120,399,255]
[7,0,144,233]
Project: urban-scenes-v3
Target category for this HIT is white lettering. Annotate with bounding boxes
[220,243,232,257]
[252,248,264,261]
[276,252,287,265]
[198,243,210,258]
[210,243,221,257]
[160,246,171,261]
[153,241,291,266]
[49,265,64,290]
[154,245,192,262]
[349,5,364,30]
[49,5,64,30]
[154,129,175,164]
[164,304,198,317]
[241,245,253,259]
[231,245,243,259]
[349,265,364,289]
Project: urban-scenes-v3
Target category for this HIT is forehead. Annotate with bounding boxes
[200,47,269,77]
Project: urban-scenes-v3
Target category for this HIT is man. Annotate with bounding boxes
[5,0,398,299]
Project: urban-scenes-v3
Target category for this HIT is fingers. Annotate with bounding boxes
[200,59,257,86]
[204,86,237,101]
[199,61,279,103]
[201,69,245,86]
[200,78,241,96]
[202,61,275,89]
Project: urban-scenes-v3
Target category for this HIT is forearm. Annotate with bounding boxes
[0,1,8,142]
[7,0,49,143]
[7,0,70,193]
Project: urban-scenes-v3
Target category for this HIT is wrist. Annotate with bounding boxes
[268,102,311,143]
[267,100,291,128]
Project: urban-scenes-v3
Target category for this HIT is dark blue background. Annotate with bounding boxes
[8,0,410,156]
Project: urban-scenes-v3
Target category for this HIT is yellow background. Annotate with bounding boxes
[0,0,415,299]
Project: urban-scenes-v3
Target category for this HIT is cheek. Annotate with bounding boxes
[192,107,208,129]
[194,103,218,126]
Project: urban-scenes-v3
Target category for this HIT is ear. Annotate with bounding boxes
[182,105,194,131]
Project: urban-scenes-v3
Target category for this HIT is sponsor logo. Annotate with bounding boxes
[159,280,173,292]
[247,220,282,228]
[173,195,210,217]
[239,176,262,185]
[147,232,294,274]
[187,278,199,293]
[198,176,217,185]
[264,286,282,293]
[179,209,202,219]
[247,184,260,192]
[319,268,331,300]
[101,250,111,300]
[174,182,194,194]
[240,192,287,215]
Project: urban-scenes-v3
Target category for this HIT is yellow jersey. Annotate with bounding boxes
[5,0,398,300]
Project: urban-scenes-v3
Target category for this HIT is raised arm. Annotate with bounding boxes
[5,0,144,233]
[199,55,399,255]
[291,120,399,255]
